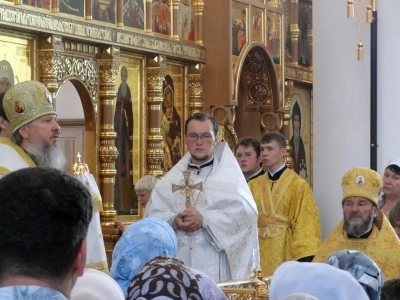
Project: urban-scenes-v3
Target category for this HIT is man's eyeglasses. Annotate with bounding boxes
[186,133,214,142]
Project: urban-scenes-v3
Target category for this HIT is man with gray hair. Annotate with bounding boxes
[0,80,65,177]
[313,167,400,280]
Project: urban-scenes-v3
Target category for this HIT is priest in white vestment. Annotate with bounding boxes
[0,81,109,273]
[145,112,259,282]
[72,156,109,273]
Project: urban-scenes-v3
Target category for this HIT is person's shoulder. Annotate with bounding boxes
[248,173,268,187]
[284,168,309,185]
[0,285,67,300]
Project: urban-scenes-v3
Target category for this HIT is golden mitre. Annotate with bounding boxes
[3,80,56,133]
[72,152,90,175]
[341,167,382,205]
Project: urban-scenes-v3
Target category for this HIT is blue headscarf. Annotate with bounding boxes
[109,218,177,294]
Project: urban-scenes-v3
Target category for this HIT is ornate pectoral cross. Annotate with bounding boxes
[172,170,203,209]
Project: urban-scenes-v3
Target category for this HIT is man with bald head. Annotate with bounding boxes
[0,80,65,178]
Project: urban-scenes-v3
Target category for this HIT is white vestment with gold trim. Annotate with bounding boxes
[74,173,109,273]
[0,137,36,178]
[145,142,260,282]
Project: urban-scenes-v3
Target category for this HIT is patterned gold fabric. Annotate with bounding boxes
[3,81,56,132]
[248,169,322,277]
[341,167,382,205]
[313,211,400,280]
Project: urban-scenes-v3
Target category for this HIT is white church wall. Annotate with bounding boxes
[55,80,84,119]
[377,0,400,175]
[313,0,371,238]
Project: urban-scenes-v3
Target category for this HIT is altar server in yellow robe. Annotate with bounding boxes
[248,131,321,277]
[313,167,400,280]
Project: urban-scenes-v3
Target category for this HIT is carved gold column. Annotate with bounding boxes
[283,80,294,168]
[171,0,180,39]
[98,47,120,260]
[308,3,313,67]
[290,0,300,64]
[193,0,205,45]
[145,0,152,33]
[187,64,204,115]
[38,35,63,105]
[146,55,166,175]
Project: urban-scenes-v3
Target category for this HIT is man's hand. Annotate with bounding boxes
[182,208,203,232]
[174,209,203,232]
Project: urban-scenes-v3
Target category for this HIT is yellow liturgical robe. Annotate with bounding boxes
[248,169,322,277]
[313,211,400,280]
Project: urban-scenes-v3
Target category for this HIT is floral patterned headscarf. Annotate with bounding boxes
[110,218,177,294]
[126,256,203,300]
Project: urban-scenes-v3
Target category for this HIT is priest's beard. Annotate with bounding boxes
[343,209,375,237]
[26,135,66,170]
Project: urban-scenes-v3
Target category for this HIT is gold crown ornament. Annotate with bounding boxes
[72,153,90,175]
[3,80,56,133]
[341,167,382,206]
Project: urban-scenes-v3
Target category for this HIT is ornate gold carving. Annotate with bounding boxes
[99,144,119,163]
[283,80,294,169]
[100,169,117,176]
[187,64,204,114]
[149,104,161,111]
[148,128,162,134]
[147,76,165,90]
[101,124,114,130]
[268,0,283,8]
[285,65,312,83]
[64,56,98,111]
[101,178,115,184]
[101,99,115,105]
[0,6,205,61]
[98,59,120,83]
[39,51,63,82]
[242,48,273,107]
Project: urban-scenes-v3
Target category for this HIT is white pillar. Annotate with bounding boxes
[377,0,400,175]
[313,0,371,238]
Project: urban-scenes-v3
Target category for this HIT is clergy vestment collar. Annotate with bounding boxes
[246,168,265,182]
[268,164,287,181]
[188,157,214,175]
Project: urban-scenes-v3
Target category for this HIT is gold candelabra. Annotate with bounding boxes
[347,0,376,60]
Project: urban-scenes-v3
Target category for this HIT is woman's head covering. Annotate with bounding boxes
[70,268,125,300]
[190,268,228,300]
[110,218,177,294]
[325,250,383,300]
[126,256,203,300]
[269,261,369,300]
[282,294,319,300]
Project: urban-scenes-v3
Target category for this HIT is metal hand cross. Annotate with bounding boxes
[172,170,203,208]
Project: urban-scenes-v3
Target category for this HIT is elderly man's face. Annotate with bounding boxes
[343,196,377,236]
[25,114,60,147]
[20,114,65,169]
